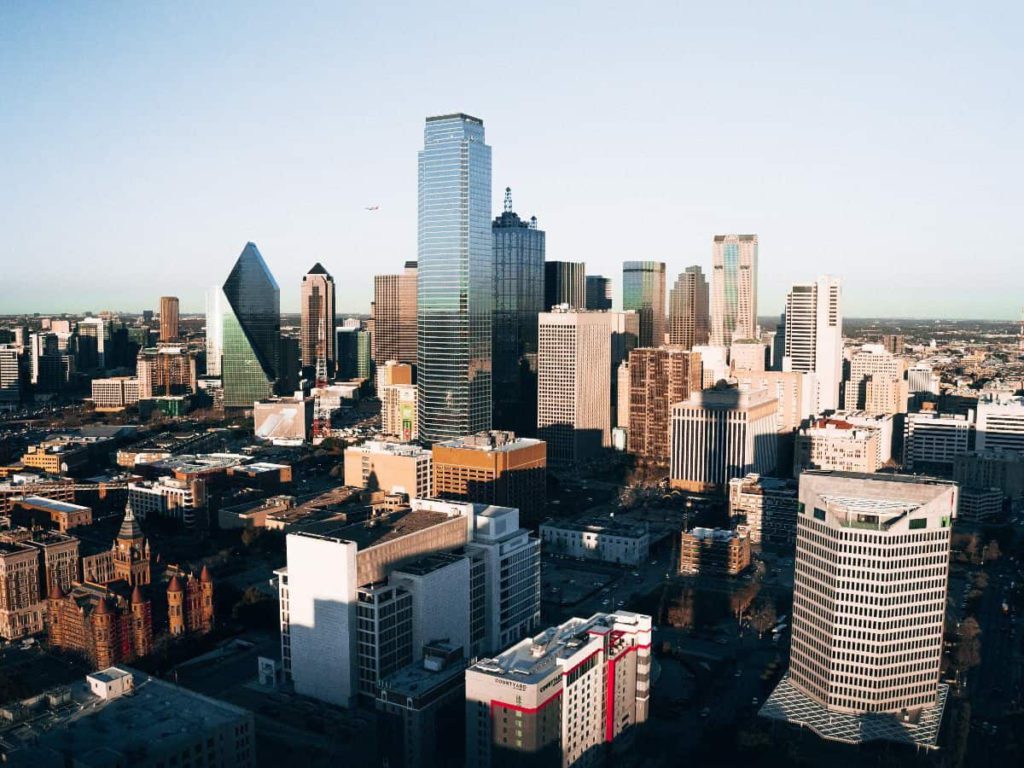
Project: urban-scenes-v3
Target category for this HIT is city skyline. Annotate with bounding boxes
[2,4,1020,319]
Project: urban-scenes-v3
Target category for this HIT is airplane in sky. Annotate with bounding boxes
[364,205,380,211]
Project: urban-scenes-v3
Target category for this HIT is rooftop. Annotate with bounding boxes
[300,507,456,549]
[19,496,90,514]
[146,453,249,474]
[685,527,744,542]
[435,430,543,453]
[346,440,432,458]
[541,516,648,538]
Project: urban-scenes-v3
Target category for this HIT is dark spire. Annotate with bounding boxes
[118,504,144,541]
[307,262,329,276]
[504,187,513,213]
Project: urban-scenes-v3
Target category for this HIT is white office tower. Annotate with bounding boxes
[904,409,972,474]
[907,364,940,395]
[537,310,612,467]
[761,472,956,749]
[975,393,1024,453]
[782,277,842,413]
[278,500,540,707]
[466,611,651,767]
[710,234,758,346]
[204,286,224,376]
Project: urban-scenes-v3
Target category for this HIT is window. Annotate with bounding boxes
[909,519,927,530]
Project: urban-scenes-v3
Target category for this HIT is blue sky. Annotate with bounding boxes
[0,1,1020,318]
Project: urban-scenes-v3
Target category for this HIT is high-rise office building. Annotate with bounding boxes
[732,370,815,433]
[710,234,758,345]
[465,611,651,768]
[537,310,612,467]
[492,188,545,435]
[374,261,418,366]
[761,472,956,749]
[136,346,197,399]
[0,345,20,404]
[670,385,779,492]
[76,317,106,369]
[159,296,179,342]
[204,286,224,376]
[544,261,585,310]
[300,263,336,375]
[668,266,710,349]
[843,345,907,415]
[782,277,842,413]
[337,327,372,380]
[0,538,43,639]
[585,275,613,310]
[417,113,492,443]
[794,417,882,475]
[622,261,666,347]
[220,243,280,409]
[628,347,702,464]
[431,431,547,524]
[903,408,972,475]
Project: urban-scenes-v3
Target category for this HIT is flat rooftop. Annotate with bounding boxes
[309,508,455,549]
[392,551,466,577]
[435,431,543,453]
[20,496,90,513]
[347,440,432,458]
[541,516,648,538]
[147,453,249,473]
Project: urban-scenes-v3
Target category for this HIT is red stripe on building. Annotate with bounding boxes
[491,688,562,716]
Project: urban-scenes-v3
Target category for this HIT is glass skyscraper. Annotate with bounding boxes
[417,113,492,442]
[220,242,280,408]
[710,234,758,345]
[492,187,544,435]
[622,261,666,348]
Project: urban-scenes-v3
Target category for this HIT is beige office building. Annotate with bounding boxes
[374,262,418,365]
[159,296,179,341]
[732,370,814,433]
[761,472,955,749]
[344,441,433,498]
[794,417,882,475]
[136,346,197,399]
[300,263,336,373]
[843,345,908,415]
[710,234,757,345]
[91,376,141,410]
[537,310,613,467]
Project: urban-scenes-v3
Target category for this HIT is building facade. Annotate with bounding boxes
[92,376,140,410]
[627,347,702,464]
[903,408,972,474]
[136,346,197,399]
[0,539,43,639]
[794,417,882,475]
[710,234,758,346]
[344,441,434,498]
[381,383,419,441]
[842,345,907,415]
[668,266,710,349]
[374,262,419,366]
[417,113,492,442]
[539,518,650,566]
[159,296,179,341]
[544,261,585,310]
[781,277,842,413]
[585,275,612,310]
[728,473,800,546]
[300,263,336,374]
[679,527,751,576]
[622,261,666,348]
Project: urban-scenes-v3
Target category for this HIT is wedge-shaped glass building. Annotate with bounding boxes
[221,242,280,408]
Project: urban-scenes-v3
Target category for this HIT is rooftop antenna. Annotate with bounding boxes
[503,187,513,214]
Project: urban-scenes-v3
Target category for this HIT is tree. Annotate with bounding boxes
[731,582,760,621]
[982,539,1001,564]
[667,588,695,630]
[954,617,982,684]
[750,598,778,639]
[972,572,989,590]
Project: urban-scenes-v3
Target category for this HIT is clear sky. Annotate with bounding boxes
[1,2,1020,319]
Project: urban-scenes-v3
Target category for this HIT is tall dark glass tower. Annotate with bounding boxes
[544,261,586,310]
[585,275,612,310]
[492,187,544,435]
[417,113,492,442]
[221,242,280,408]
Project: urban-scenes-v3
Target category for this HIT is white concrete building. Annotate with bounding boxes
[670,385,779,492]
[127,477,206,527]
[692,344,729,388]
[466,611,651,767]
[782,276,843,413]
[539,517,650,566]
[904,409,972,473]
[91,376,140,410]
[761,472,956,749]
[380,383,418,441]
[975,394,1024,453]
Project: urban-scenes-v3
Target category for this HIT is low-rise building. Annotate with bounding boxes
[128,476,207,527]
[679,527,751,576]
[254,392,314,444]
[465,611,651,767]
[794,417,881,476]
[344,440,433,498]
[11,495,92,532]
[904,407,972,475]
[957,487,1003,524]
[953,450,1024,500]
[539,516,650,565]
[728,473,800,546]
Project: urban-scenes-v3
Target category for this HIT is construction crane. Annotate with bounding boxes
[311,315,331,443]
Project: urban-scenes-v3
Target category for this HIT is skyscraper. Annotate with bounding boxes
[300,263,336,375]
[220,242,280,409]
[374,261,418,366]
[159,297,180,342]
[417,113,492,443]
[622,261,666,347]
[585,275,613,310]
[761,472,956,749]
[204,287,223,376]
[668,266,710,349]
[543,261,585,310]
[782,276,842,412]
[76,317,105,369]
[492,188,544,435]
[710,234,758,345]
[628,347,702,464]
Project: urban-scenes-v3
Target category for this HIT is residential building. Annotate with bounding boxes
[2,667,255,768]
[794,417,881,475]
[344,440,434,498]
[127,477,207,527]
[544,261,585,310]
[669,266,710,349]
[728,473,800,546]
[381,383,418,441]
[627,347,702,464]
[538,310,612,467]
[159,296,179,341]
[622,261,666,347]
[975,394,1024,453]
[492,188,544,435]
[374,261,418,365]
[432,431,547,524]
[781,277,843,412]
[136,345,197,399]
[539,517,650,566]
[670,385,779,492]
[91,376,140,410]
[679,527,751,576]
[585,275,612,310]
[903,408,972,475]
[0,539,43,639]
[300,263,336,374]
[842,344,907,415]
[760,472,956,750]
[220,242,280,408]
[417,113,492,443]
[465,611,651,768]
[710,234,757,345]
